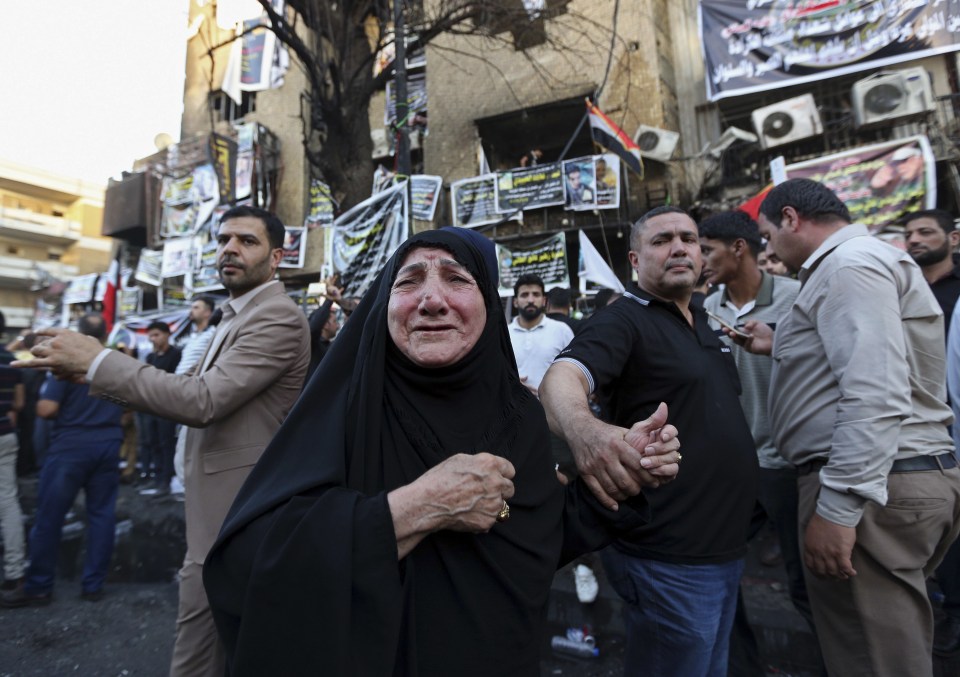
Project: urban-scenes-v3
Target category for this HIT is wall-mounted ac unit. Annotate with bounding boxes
[633,125,680,163]
[852,67,934,128]
[371,129,392,159]
[751,94,823,149]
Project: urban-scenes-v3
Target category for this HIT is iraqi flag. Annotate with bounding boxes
[586,99,643,177]
[100,258,120,333]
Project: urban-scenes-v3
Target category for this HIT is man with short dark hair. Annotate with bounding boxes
[542,205,757,676]
[744,178,960,676]
[508,273,574,397]
[2,313,124,608]
[545,287,581,334]
[139,322,181,497]
[176,296,216,376]
[903,208,960,656]
[17,206,310,676]
[904,209,960,334]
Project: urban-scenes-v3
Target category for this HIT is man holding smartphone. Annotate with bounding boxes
[699,211,811,671]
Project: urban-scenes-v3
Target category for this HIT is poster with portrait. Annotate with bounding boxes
[494,233,570,298]
[785,135,936,233]
[119,289,142,317]
[280,226,307,268]
[594,154,620,209]
[410,175,443,221]
[160,164,220,237]
[161,237,196,279]
[135,249,163,287]
[63,273,99,305]
[561,157,598,211]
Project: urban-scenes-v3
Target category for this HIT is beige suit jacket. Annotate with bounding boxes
[91,283,310,563]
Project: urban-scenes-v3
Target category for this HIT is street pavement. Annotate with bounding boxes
[3,481,960,676]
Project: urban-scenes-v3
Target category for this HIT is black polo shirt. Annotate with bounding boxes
[557,285,758,564]
[931,257,960,336]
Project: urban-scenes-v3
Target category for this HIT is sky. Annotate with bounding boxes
[0,2,190,185]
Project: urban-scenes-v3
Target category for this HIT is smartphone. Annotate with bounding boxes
[705,310,750,339]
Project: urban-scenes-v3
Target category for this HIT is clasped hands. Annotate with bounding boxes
[575,402,682,511]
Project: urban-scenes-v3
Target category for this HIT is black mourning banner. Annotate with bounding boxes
[700,0,960,100]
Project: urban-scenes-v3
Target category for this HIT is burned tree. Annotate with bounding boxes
[245,0,621,210]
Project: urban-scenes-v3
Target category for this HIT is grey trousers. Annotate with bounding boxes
[798,466,960,677]
[169,558,225,677]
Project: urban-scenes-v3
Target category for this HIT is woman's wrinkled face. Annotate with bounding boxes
[388,246,487,368]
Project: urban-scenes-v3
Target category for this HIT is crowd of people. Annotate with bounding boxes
[0,182,958,676]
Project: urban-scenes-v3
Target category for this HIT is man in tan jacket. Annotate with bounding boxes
[20,206,310,676]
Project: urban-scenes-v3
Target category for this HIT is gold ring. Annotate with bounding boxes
[676,453,682,463]
[496,500,510,522]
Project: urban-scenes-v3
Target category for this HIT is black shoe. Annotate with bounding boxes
[1,584,52,608]
[80,589,104,602]
[934,616,960,657]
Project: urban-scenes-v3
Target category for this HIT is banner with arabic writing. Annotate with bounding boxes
[495,233,570,298]
[785,135,936,232]
[699,1,960,100]
[330,181,409,298]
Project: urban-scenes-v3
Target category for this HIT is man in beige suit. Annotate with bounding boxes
[19,206,310,676]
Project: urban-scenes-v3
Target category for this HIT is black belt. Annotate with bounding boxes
[797,453,958,476]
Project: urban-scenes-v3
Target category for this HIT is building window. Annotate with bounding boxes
[476,94,594,170]
[209,90,257,124]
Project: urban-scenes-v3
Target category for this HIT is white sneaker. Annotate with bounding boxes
[574,564,598,604]
[170,476,184,495]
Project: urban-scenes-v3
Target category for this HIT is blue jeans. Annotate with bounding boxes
[601,548,744,677]
[25,440,121,595]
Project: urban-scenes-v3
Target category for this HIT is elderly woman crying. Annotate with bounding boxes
[203,228,680,676]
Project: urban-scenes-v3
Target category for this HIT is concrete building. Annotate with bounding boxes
[0,159,111,331]
[109,0,960,291]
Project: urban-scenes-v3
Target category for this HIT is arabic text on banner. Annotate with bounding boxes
[410,175,443,222]
[700,1,960,100]
[495,163,565,213]
[305,179,336,228]
[331,181,410,298]
[785,135,936,232]
[495,233,570,298]
[452,175,499,229]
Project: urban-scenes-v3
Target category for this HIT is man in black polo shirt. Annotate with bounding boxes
[905,209,960,334]
[541,205,758,677]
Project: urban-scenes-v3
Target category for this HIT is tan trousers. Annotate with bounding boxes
[169,559,225,677]
[798,466,960,677]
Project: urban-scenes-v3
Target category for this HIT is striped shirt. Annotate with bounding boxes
[175,326,215,376]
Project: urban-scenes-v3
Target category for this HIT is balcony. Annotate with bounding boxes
[0,206,83,247]
[0,254,78,290]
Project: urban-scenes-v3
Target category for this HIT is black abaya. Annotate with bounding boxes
[203,229,648,676]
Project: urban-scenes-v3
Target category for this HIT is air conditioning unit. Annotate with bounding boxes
[633,125,680,163]
[371,129,393,159]
[751,94,823,149]
[852,67,934,128]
